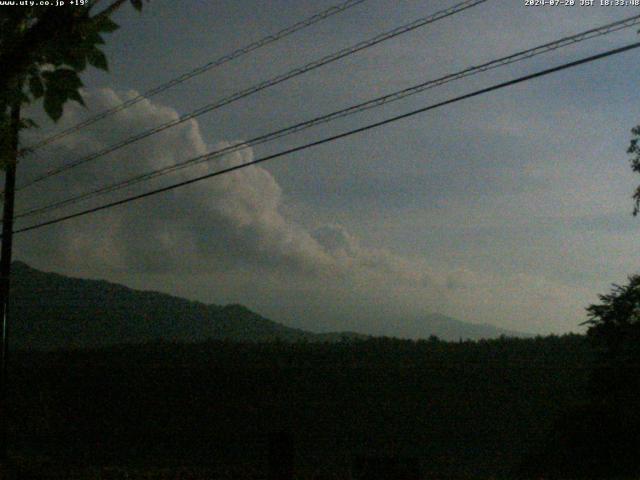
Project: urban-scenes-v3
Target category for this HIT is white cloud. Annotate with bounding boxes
[14,89,593,336]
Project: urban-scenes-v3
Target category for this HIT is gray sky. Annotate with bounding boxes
[11,0,640,336]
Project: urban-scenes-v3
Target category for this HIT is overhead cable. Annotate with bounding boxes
[21,0,369,153]
[15,13,640,220]
[15,0,488,192]
[10,40,640,236]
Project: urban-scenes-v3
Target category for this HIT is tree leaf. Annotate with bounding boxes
[46,68,83,91]
[43,94,63,122]
[42,69,84,121]
[95,16,119,33]
[28,74,44,99]
[87,49,108,71]
[85,29,105,45]
[68,89,85,106]
[65,50,87,71]
[130,0,143,11]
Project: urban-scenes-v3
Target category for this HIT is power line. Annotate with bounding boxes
[14,13,640,221]
[20,0,369,154]
[9,41,640,237]
[15,0,488,192]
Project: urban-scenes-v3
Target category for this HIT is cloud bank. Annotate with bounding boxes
[14,89,593,336]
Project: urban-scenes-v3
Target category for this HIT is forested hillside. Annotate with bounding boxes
[9,261,365,348]
[9,261,526,349]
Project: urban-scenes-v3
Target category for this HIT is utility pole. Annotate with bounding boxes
[0,103,20,465]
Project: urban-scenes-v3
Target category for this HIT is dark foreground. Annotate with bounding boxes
[4,335,622,479]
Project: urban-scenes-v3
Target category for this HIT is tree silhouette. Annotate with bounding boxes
[628,126,640,215]
[517,279,640,479]
[0,1,149,470]
[583,275,640,403]
[1,0,148,156]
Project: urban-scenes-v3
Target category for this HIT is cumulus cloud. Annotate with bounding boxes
[14,89,590,336]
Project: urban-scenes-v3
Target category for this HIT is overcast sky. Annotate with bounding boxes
[10,0,640,337]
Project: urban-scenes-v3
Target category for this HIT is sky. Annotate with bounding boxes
[9,0,640,337]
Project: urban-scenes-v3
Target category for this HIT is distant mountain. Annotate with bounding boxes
[9,261,365,350]
[8,262,527,350]
[405,313,530,341]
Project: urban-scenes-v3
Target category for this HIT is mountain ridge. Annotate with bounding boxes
[9,261,528,350]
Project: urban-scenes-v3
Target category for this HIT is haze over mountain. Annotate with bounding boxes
[10,261,527,350]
